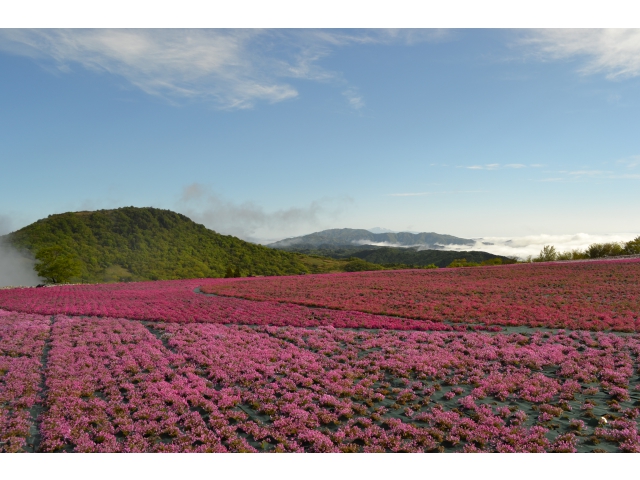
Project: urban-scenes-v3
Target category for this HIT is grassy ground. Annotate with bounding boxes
[296,254,350,273]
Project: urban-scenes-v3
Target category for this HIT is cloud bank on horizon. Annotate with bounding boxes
[437,233,640,259]
[344,231,638,260]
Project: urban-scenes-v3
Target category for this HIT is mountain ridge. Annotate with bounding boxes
[269,228,474,249]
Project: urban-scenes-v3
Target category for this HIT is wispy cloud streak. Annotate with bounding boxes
[0,29,446,110]
[522,29,640,80]
[387,190,487,197]
[177,183,352,243]
[463,163,541,170]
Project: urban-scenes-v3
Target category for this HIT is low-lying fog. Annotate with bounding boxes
[441,233,639,258]
[0,240,41,287]
[356,233,640,259]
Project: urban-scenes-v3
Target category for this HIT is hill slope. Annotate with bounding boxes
[2,207,309,282]
[348,246,510,268]
[275,245,511,268]
[269,228,474,249]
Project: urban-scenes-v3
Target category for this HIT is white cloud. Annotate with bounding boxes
[342,87,365,109]
[177,183,353,243]
[569,170,607,176]
[522,29,640,79]
[466,164,500,170]
[461,157,640,182]
[0,29,444,110]
[0,29,294,109]
[387,190,486,197]
[352,240,403,247]
[438,232,640,259]
[617,155,640,168]
[610,173,640,179]
[536,163,640,182]
[465,163,527,170]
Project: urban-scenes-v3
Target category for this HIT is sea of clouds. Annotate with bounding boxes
[352,232,640,259]
[437,233,640,259]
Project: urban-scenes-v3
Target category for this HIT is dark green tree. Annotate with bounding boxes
[34,245,82,284]
[343,258,384,272]
[587,242,623,258]
[534,245,558,262]
[447,259,481,268]
[224,266,234,278]
[481,258,502,266]
[233,266,241,278]
[623,236,640,255]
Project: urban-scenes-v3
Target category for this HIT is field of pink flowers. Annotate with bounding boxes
[1,260,639,452]
[0,280,492,332]
[202,259,640,332]
[0,311,49,452]
[2,311,639,452]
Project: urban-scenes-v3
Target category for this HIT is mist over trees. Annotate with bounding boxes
[0,239,42,287]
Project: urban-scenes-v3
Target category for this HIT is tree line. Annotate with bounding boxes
[529,236,640,263]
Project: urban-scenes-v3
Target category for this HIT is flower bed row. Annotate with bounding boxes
[201,259,640,331]
[34,316,640,452]
[40,316,240,452]
[0,311,50,452]
[0,280,488,332]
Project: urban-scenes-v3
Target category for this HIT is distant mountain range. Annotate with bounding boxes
[267,228,514,267]
[367,227,422,234]
[269,228,474,249]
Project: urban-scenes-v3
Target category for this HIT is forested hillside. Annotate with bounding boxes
[275,245,512,268]
[350,247,512,268]
[3,207,309,282]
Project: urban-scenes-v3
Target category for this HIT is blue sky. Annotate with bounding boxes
[0,29,639,246]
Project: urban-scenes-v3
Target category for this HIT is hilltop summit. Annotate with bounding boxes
[2,207,309,282]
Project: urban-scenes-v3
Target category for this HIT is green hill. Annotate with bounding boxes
[2,207,310,282]
[277,245,513,268]
[349,246,512,268]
